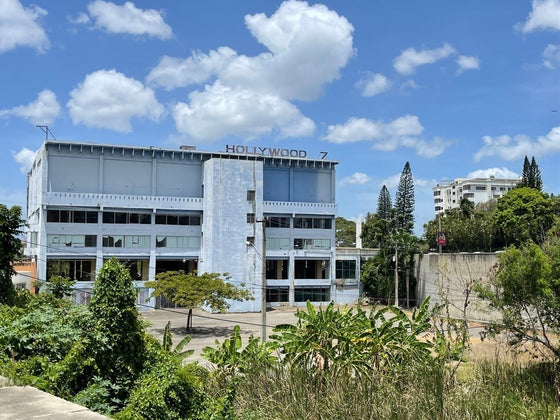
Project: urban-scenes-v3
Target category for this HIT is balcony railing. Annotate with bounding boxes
[43,192,203,210]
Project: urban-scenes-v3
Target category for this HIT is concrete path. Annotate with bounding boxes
[0,385,108,419]
[142,306,300,364]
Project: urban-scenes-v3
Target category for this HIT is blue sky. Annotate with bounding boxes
[1,0,559,235]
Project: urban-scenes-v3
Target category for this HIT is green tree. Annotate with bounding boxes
[335,216,356,247]
[0,205,25,306]
[361,212,395,249]
[377,185,392,220]
[424,207,494,252]
[147,271,252,313]
[477,235,560,360]
[519,155,543,191]
[89,258,146,402]
[493,187,554,247]
[530,156,543,191]
[394,162,415,234]
[519,156,531,188]
[459,197,475,219]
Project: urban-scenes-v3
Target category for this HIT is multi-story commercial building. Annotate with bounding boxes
[433,176,519,215]
[25,140,359,311]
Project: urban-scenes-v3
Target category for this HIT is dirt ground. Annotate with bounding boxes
[142,305,524,366]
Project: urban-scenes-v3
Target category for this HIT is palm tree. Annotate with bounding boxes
[459,197,475,219]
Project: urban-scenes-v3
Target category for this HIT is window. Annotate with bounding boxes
[155,213,201,225]
[47,259,95,282]
[103,211,150,224]
[47,209,98,223]
[30,231,38,246]
[336,260,356,279]
[247,213,256,223]
[266,287,289,302]
[433,191,441,196]
[156,236,200,249]
[463,193,475,198]
[435,206,443,211]
[266,216,290,228]
[294,287,330,302]
[294,238,330,250]
[48,234,96,248]
[294,260,329,279]
[247,190,256,201]
[102,235,149,248]
[266,260,288,279]
[266,238,290,250]
[475,186,486,191]
[463,185,471,191]
[294,217,332,229]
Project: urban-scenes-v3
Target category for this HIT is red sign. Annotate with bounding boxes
[437,232,447,246]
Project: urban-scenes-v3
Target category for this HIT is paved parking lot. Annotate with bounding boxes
[142,307,300,364]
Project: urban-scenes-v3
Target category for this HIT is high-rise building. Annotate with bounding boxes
[25,140,360,311]
[433,176,519,215]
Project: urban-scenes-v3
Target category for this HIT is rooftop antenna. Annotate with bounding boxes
[36,125,56,141]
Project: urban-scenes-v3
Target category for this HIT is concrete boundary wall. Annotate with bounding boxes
[415,252,502,322]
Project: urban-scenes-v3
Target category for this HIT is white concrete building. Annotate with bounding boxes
[25,140,360,311]
[433,176,519,215]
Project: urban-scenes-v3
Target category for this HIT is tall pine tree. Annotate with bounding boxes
[520,156,531,187]
[377,185,392,220]
[530,156,543,191]
[519,155,543,191]
[394,162,415,234]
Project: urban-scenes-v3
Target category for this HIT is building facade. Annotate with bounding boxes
[25,140,360,311]
[433,176,519,215]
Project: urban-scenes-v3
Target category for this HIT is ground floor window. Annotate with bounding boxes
[47,259,96,282]
[266,259,288,279]
[266,287,289,303]
[336,260,356,279]
[294,287,330,302]
[155,259,198,276]
[104,259,148,281]
[294,259,330,279]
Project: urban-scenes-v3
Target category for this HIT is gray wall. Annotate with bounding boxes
[416,253,501,322]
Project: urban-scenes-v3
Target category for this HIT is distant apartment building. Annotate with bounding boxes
[433,176,519,215]
[25,140,363,311]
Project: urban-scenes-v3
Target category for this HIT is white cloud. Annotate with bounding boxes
[324,117,383,143]
[401,79,420,91]
[157,0,354,142]
[467,168,520,179]
[415,137,453,158]
[67,69,164,132]
[146,47,237,90]
[173,82,315,142]
[325,115,452,158]
[150,0,354,102]
[0,0,49,53]
[12,148,36,174]
[87,0,172,39]
[518,0,560,33]
[68,12,91,25]
[393,43,455,75]
[456,55,480,73]
[238,0,354,100]
[0,89,60,125]
[357,73,392,97]
[340,172,371,185]
[543,44,560,68]
[474,126,560,161]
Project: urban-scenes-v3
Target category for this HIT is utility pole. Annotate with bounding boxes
[261,218,267,342]
[394,245,399,307]
[438,213,442,254]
